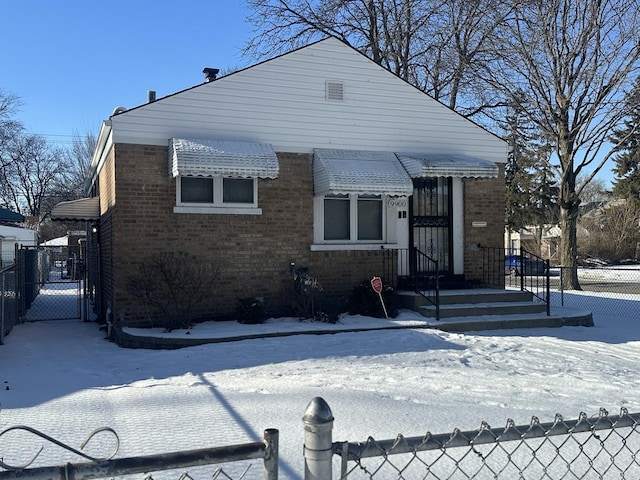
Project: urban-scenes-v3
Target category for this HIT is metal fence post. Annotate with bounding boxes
[1,271,5,345]
[263,428,279,480]
[303,397,334,480]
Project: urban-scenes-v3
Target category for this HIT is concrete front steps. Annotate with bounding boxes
[398,288,594,332]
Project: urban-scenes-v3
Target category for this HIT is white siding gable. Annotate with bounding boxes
[110,37,506,164]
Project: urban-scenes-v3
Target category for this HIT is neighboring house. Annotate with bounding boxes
[0,208,38,268]
[0,226,38,267]
[505,225,560,263]
[40,231,87,279]
[58,37,507,326]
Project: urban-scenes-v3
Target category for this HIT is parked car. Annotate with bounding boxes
[505,255,548,276]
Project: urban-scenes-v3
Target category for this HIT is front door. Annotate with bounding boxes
[410,177,453,276]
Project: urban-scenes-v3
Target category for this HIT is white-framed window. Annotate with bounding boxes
[319,194,384,243]
[174,176,261,215]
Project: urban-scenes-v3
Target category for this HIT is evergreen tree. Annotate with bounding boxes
[505,99,558,253]
[610,77,640,207]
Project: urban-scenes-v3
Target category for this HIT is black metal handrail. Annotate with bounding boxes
[519,248,550,315]
[381,247,440,320]
[413,248,440,321]
[481,246,550,316]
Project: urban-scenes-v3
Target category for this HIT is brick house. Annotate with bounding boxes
[63,37,507,326]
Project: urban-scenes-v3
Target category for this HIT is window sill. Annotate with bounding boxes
[173,206,262,215]
[310,243,399,252]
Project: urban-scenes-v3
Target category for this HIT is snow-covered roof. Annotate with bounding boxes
[169,138,279,179]
[396,153,498,179]
[313,149,413,196]
[40,235,69,247]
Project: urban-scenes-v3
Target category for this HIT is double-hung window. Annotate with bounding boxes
[170,138,279,215]
[321,194,383,242]
[174,176,260,214]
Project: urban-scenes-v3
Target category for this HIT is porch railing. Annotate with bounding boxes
[481,246,550,316]
[381,247,440,320]
[414,248,440,320]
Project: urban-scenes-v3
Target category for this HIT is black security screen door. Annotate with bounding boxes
[410,177,453,274]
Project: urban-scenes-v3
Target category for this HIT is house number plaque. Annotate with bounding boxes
[388,199,407,208]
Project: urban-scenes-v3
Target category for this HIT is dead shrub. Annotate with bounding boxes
[127,251,217,331]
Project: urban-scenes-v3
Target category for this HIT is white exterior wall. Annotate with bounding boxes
[0,226,37,266]
[107,38,506,164]
[452,179,464,275]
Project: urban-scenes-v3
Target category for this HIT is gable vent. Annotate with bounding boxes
[326,81,345,101]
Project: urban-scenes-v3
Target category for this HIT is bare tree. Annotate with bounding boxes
[483,0,640,288]
[578,177,609,208]
[64,130,97,197]
[412,0,512,115]
[579,199,640,262]
[0,89,24,172]
[243,0,509,117]
[0,134,69,222]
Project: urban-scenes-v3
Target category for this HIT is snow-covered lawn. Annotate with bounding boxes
[1,287,639,479]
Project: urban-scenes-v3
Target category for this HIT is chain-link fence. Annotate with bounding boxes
[333,407,640,479]
[3,400,639,480]
[549,266,640,320]
[15,246,86,322]
[0,265,18,344]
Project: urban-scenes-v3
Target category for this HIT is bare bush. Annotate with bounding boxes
[127,251,218,330]
[579,200,640,262]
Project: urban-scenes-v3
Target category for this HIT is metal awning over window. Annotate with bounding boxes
[313,149,413,196]
[169,138,279,179]
[396,153,499,179]
[51,197,100,221]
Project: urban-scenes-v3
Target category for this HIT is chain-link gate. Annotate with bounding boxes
[17,244,86,321]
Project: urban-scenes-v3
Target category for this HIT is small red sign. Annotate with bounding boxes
[370,276,383,294]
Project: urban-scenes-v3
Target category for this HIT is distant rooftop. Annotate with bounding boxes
[0,207,24,223]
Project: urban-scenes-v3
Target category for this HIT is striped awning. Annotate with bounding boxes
[313,149,413,196]
[396,153,499,179]
[169,138,279,179]
[51,197,100,221]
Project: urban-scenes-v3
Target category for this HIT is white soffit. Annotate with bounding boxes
[169,138,279,179]
[314,149,413,196]
[397,153,499,179]
[51,197,100,221]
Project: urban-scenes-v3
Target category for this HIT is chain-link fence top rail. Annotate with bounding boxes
[335,408,640,479]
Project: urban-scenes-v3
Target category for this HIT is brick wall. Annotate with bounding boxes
[96,149,116,323]
[98,144,506,326]
[109,146,323,325]
[463,165,506,283]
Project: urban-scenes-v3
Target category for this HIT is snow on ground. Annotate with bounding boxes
[1,281,639,479]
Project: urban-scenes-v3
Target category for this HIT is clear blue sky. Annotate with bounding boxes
[1,1,253,146]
